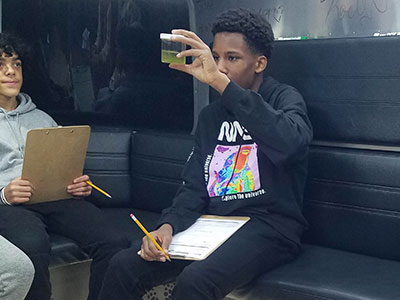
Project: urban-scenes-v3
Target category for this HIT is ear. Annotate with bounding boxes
[255,56,267,74]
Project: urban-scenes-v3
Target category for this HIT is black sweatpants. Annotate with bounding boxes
[98,217,300,300]
[0,199,129,300]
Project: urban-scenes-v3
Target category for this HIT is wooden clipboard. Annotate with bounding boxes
[21,125,91,204]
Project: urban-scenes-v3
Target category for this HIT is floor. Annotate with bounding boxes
[49,260,235,300]
[50,260,91,300]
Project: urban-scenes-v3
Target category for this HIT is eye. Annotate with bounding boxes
[14,61,22,68]
[228,56,239,61]
[213,55,219,62]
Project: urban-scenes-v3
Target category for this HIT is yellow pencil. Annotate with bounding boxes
[130,213,171,262]
[85,181,112,198]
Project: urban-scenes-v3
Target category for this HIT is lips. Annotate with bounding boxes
[2,81,20,86]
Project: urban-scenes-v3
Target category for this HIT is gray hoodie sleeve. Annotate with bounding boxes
[0,188,11,205]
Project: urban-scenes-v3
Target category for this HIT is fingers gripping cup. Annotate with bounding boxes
[160,33,186,64]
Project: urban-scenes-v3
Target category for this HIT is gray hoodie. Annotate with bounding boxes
[0,93,57,194]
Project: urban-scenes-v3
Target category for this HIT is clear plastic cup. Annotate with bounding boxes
[160,33,186,64]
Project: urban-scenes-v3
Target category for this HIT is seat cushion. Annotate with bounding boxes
[49,234,89,267]
[229,245,400,300]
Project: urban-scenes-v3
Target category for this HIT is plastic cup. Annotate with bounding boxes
[160,33,186,64]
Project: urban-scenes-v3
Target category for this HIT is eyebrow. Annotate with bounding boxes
[0,56,21,61]
[212,50,242,55]
[226,51,241,55]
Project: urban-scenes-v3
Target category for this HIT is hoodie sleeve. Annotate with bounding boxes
[0,187,11,205]
[221,81,313,166]
[157,116,209,234]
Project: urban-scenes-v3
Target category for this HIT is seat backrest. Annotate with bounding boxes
[84,127,132,207]
[267,36,400,261]
[130,131,194,213]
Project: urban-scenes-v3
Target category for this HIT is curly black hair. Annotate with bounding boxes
[0,32,30,62]
[212,8,274,59]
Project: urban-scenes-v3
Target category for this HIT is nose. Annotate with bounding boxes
[216,59,228,75]
[4,64,16,76]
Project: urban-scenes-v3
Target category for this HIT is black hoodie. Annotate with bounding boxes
[158,76,313,244]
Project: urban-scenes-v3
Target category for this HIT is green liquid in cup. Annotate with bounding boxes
[161,50,185,64]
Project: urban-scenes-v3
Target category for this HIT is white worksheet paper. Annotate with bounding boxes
[168,215,250,260]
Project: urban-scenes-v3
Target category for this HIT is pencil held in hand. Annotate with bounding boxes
[85,181,112,198]
[130,213,171,262]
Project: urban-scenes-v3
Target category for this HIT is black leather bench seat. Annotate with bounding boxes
[49,235,90,267]
[230,245,400,300]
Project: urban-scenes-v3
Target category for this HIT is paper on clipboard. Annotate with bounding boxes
[168,215,250,260]
[21,125,91,204]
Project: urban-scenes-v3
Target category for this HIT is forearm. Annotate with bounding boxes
[158,171,208,233]
[158,205,203,234]
[221,81,313,164]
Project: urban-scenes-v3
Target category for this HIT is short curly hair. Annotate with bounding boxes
[0,32,30,62]
[211,8,274,59]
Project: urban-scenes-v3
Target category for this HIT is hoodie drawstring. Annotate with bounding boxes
[3,111,24,156]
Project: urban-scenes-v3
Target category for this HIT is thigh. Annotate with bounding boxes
[178,218,299,295]
[0,205,50,256]
[28,199,125,247]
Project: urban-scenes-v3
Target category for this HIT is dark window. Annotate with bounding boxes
[3,0,193,133]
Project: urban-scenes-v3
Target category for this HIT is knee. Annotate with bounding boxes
[12,233,51,258]
[105,249,141,284]
[94,227,130,250]
[175,266,208,291]
[174,265,223,299]
[107,235,130,250]
[17,252,35,284]
[108,249,135,273]
[0,250,35,299]
[92,235,130,258]
[15,253,35,296]
[2,249,35,280]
